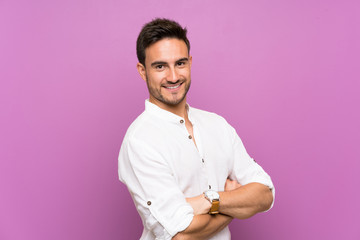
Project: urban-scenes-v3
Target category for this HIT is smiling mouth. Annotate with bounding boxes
[163,82,183,90]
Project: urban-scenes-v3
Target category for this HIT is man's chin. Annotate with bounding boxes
[161,95,186,106]
[162,99,183,106]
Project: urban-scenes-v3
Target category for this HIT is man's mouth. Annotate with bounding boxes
[163,82,183,90]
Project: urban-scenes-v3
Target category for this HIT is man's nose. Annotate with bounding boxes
[167,67,179,83]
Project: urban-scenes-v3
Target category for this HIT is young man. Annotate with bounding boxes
[118,18,275,240]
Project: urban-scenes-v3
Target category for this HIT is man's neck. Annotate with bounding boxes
[149,97,188,119]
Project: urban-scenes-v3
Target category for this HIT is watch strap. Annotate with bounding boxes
[209,199,220,214]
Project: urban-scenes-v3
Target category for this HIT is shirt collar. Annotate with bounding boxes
[145,100,195,125]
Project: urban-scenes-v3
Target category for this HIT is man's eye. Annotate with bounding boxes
[155,65,164,69]
[177,62,186,67]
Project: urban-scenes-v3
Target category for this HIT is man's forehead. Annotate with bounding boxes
[145,38,189,63]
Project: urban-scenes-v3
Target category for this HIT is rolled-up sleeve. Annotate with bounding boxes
[227,125,275,210]
[118,137,194,239]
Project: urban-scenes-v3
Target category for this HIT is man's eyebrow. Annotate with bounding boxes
[176,58,189,63]
[150,58,189,67]
[151,61,168,67]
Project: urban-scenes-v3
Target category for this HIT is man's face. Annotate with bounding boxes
[137,38,192,108]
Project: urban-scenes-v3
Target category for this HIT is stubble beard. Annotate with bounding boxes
[146,76,191,106]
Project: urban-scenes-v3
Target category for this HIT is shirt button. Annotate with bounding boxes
[180,119,184,124]
[147,201,151,206]
[209,185,211,189]
[202,159,204,163]
[188,135,192,139]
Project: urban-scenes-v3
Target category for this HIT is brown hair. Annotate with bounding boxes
[136,18,190,66]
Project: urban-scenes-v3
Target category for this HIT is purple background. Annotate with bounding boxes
[1,0,359,239]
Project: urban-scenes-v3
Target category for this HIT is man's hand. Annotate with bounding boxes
[186,179,242,215]
[224,178,242,191]
[186,194,211,215]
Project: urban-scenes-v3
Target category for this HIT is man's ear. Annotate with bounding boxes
[136,63,147,81]
[189,55,192,69]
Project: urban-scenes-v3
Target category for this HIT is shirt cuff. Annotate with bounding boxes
[148,202,194,238]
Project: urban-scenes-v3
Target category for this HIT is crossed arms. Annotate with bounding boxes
[172,180,273,240]
[119,125,275,239]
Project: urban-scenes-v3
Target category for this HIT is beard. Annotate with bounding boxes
[146,76,191,106]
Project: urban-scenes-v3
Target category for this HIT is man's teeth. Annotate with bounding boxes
[166,84,180,89]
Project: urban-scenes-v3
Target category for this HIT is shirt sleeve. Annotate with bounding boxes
[118,137,194,239]
[227,124,275,211]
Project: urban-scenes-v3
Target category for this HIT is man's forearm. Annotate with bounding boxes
[219,182,273,219]
[172,214,232,240]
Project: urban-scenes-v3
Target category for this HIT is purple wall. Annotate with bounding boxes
[1,0,359,239]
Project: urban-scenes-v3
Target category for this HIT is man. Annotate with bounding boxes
[118,18,275,240]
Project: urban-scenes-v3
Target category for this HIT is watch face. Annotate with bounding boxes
[205,190,219,201]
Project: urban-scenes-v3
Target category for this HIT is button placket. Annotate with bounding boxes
[199,167,208,190]
[198,154,207,191]
[178,119,191,141]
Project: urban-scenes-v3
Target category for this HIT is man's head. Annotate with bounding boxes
[136,18,192,108]
[136,18,190,67]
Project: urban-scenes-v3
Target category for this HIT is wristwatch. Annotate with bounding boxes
[204,190,220,214]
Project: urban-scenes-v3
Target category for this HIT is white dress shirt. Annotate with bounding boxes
[118,100,275,240]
